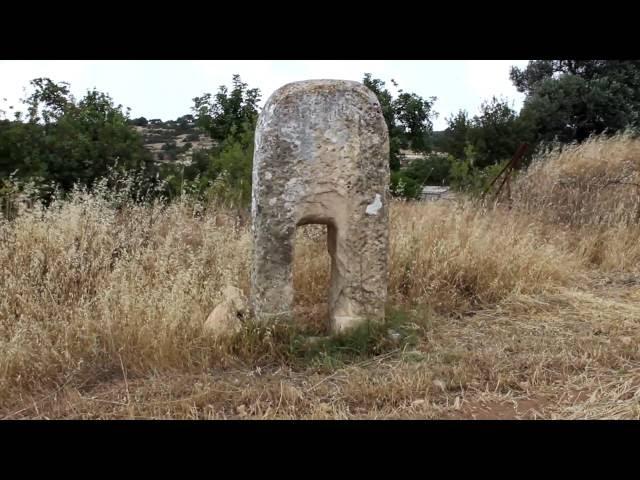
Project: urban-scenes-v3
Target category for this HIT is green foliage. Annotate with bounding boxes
[430,130,447,152]
[2,73,444,206]
[361,74,400,168]
[363,74,437,172]
[89,162,170,207]
[449,143,478,191]
[511,60,640,143]
[175,114,195,131]
[1,78,155,195]
[441,110,472,160]
[470,96,528,169]
[404,153,452,186]
[438,61,640,192]
[294,309,422,370]
[158,123,254,207]
[449,144,509,195]
[0,119,48,180]
[205,125,254,207]
[394,90,437,152]
[390,171,421,199]
[222,307,427,371]
[192,74,261,143]
[440,98,528,175]
[169,74,261,205]
[129,117,148,127]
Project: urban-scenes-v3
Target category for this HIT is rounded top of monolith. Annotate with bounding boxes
[263,79,379,108]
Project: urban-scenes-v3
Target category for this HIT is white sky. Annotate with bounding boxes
[0,60,530,130]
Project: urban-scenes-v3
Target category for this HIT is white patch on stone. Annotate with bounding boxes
[365,194,383,216]
[265,171,272,180]
[269,197,277,206]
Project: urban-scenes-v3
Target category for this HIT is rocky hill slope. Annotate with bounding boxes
[130,117,215,164]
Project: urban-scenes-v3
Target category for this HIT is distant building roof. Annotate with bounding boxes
[420,185,456,202]
[422,186,450,195]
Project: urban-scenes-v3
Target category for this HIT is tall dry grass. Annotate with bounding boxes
[0,187,252,400]
[1,132,639,418]
[511,131,640,272]
[513,131,640,227]
[0,192,578,401]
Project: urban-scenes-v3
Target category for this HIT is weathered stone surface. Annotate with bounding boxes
[203,285,248,338]
[250,79,390,333]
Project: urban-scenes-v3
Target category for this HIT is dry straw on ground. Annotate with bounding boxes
[1,133,639,419]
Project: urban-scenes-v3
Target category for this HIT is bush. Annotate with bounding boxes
[390,171,421,199]
[130,117,148,127]
[404,154,452,186]
[448,142,510,195]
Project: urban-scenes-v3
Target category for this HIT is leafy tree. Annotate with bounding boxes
[182,75,262,204]
[0,119,46,180]
[23,77,74,124]
[430,130,447,152]
[0,78,154,193]
[362,74,437,171]
[511,60,640,143]
[448,143,493,193]
[205,124,254,206]
[49,87,153,190]
[176,114,195,130]
[130,117,148,126]
[441,110,472,160]
[403,154,452,186]
[394,90,437,152]
[363,74,402,170]
[440,97,529,174]
[469,96,526,169]
[192,74,261,144]
[390,171,421,199]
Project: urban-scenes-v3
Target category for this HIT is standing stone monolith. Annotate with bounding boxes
[250,79,390,333]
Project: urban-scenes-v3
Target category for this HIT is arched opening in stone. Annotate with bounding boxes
[292,223,332,334]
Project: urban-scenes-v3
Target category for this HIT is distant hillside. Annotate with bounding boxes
[399,130,448,168]
[129,116,215,164]
[130,118,447,169]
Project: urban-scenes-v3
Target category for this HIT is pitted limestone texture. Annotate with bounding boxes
[251,79,390,333]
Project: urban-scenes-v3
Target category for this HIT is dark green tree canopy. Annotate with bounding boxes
[440,97,526,169]
[362,73,437,170]
[192,74,261,143]
[470,96,524,168]
[442,110,472,160]
[511,60,640,143]
[1,78,153,191]
[130,117,148,126]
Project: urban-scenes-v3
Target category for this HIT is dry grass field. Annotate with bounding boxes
[1,133,639,419]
